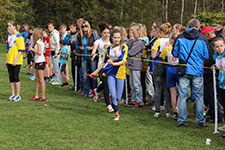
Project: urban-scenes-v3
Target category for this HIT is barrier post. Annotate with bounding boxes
[213,66,219,134]
[75,65,77,92]
[125,76,128,104]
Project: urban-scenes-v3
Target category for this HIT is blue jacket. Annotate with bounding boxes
[172,28,209,76]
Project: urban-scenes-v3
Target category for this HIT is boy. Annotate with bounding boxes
[59,40,69,87]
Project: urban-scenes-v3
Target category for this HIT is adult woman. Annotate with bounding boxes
[76,20,99,98]
[29,28,46,101]
[91,29,128,120]
[5,20,25,102]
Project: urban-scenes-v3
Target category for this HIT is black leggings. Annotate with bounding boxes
[219,88,225,120]
[7,64,21,83]
[97,73,110,106]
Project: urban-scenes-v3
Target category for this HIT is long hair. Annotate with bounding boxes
[111,29,123,48]
[33,28,43,47]
[80,20,92,39]
[160,22,172,36]
[130,23,143,38]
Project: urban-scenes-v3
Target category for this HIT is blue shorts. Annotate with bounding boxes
[166,66,179,88]
[59,63,66,73]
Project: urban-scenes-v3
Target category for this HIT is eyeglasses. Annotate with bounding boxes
[82,25,88,28]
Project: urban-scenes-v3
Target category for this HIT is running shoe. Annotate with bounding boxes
[30,96,39,101]
[29,76,36,80]
[218,125,225,132]
[166,113,171,118]
[89,90,93,98]
[39,97,46,101]
[153,112,160,118]
[107,105,114,112]
[114,114,120,120]
[173,110,178,120]
[8,95,15,101]
[93,88,98,102]
[51,81,61,85]
[61,82,69,87]
[13,96,22,102]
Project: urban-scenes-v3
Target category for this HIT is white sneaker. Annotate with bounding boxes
[152,105,165,111]
[218,125,225,131]
[114,114,120,120]
[51,81,61,85]
[118,99,125,104]
[8,95,15,101]
[107,105,114,112]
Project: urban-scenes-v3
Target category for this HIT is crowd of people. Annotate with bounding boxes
[4,17,225,139]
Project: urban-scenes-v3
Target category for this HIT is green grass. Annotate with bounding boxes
[0,53,224,150]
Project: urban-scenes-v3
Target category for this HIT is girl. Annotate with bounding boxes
[90,29,128,120]
[159,32,179,119]
[127,24,146,108]
[29,28,46,101]
[151,22,172,118]
[91,23,111,110]
[212,37,225,136]
[5,20,25,102]
[76,20,99,98]
[173,24,186,34]
[43,29,51,82]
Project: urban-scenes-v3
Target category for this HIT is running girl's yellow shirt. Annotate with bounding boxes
[6,32,25,65]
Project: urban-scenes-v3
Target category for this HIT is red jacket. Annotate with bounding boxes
[43,36,51,57]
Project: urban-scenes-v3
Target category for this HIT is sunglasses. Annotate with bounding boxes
[82,25,88,28]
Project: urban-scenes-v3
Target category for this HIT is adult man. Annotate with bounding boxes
[172,19,209,128]
[48,23,61,85]
[201,26,223,123]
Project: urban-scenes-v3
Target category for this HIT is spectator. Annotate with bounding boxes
[172,19,209,128]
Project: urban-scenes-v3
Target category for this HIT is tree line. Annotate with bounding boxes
[0,0,224,43]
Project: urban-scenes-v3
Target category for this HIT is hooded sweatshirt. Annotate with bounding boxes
[172,28,209,76]
[49,29,60,54]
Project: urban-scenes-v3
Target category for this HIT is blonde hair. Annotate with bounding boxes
[169,32,178,41]
[160,22,172,35]
[130,23,143,38]
[173,24,186,33]
[141,24,147,37]
[33,28,43,47]
[80,20,92,38]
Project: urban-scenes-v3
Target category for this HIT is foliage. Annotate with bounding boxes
[193,12,225,26]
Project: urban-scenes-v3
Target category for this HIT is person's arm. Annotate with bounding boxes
[90,62,106,76]
[64,34,71,45]
[53,32,60,57]
[151,39,160,59]
[91,42,98,59]
[12,34,25,66]
[107,59,126,66]
[29,43,42,55]
[172,39,180,58]
[12,51,22,66]
[128,40,145,56]
[76,38,83,50]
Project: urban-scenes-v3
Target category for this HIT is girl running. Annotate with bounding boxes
[5,20,25,102]
[90,29,128,120]
[29,28,46,101]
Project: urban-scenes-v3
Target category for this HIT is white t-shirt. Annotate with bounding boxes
[34,39,45,63]
[109,46,121,60]
[94,38,111,67]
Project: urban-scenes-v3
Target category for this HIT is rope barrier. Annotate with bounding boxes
[74,52,225,71]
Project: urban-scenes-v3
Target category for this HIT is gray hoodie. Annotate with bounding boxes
[50,29,60,54]
[127,38,146,70]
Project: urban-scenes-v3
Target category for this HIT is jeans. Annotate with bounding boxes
[71,59,82,91]
[52,55,61,83]
[178,74,205,124]
[81,59,97,95]
[130,69,143,104]
[108,75,124,112]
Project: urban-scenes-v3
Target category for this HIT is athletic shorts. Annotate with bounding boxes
[35,62,46,70]
[166,66,179,88]
[27,52,34,64]
[45,56,50,63]
[59,63,66,73]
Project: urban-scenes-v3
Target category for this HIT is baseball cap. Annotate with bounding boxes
[201,26,214,35]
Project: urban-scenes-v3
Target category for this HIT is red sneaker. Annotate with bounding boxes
[39,97,46,101]
[30,96,39,101]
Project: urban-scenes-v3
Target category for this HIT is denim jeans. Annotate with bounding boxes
[178,74,205,124]
[81,59,97,95]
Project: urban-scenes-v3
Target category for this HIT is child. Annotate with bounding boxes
[43,29,51,82]
[29,28,46,101]
[160,32,179,119]
[212,37,225,137]
[151,22,172,118]
[59,40,69,87]
[90,29,128,120]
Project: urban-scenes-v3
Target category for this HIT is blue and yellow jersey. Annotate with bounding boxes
[101,44,128,79]
[6,32,25,65]
[160,45,179,66]
[152,37,170,65]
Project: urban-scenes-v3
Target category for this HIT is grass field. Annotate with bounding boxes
[0,51,224,150]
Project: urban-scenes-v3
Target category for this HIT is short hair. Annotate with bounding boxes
[59,24,67,29]
[69,22,76,27]
[48,22,55,27]
[212,37,225,47]
[187,19,200,28]
[28,26,34,30]
[60,40,65,45]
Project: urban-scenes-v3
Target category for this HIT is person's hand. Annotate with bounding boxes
[45,43,49,49]
[80,46,84,50]
[90,72,97,78]
[91,54,97,61]
[104,44,109,48]
[211,64,216,71]
[87,46,92,50]
[12,61,17,66]
[4,61,7,68]
[54,54,58,58]
[73,50,76,54]
[29,46,33,51]
[70,40,74,44]
[107,59,113,65]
